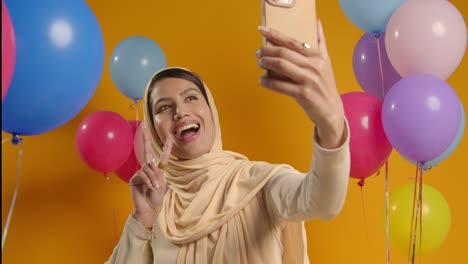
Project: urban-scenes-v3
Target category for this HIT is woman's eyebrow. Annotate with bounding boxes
[154,88,201,107]
[154,97,171,106]
[180,88,201,96]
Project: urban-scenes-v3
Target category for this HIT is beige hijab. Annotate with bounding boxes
[143,67,306,263]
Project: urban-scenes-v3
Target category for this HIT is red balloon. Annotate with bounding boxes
[76,111,133,174]
[341,92,392,181]
[2,0,16,101]
[114,120,141,182]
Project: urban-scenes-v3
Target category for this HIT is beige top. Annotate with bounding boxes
[106,129,350,264]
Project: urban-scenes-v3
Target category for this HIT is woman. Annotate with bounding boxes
[106,22,350,263]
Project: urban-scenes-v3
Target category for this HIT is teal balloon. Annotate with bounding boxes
[339,0,406,34]
[409,103,465,170]
[110,36,167,100]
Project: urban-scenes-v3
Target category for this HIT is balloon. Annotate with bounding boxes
[385,0,467,80]
[76,111,133,174]
[341,92,392,180]
[353,33,401,100]
[115,120,142,182]
[409,103,465,170]
[2,0,15,102]
[339,0,406,34]
[134,122,145,166]
[389,183,451,256]
[382,75,461,162]
[2,0,104,135]
[110,36,167,100]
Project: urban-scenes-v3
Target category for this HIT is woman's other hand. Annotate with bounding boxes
[129,124,172,229]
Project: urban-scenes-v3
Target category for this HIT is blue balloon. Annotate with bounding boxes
[339,0,406,34]
[409,103,465,170]
[2,0,105,136]
[109,36,167,100]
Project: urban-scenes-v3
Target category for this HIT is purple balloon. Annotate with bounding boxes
[382,75,461,162]
[353,33,402,100]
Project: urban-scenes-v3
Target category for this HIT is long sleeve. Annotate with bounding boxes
[105,215,154,264]
[264,122,350,222]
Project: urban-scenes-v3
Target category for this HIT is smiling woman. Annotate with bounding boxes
[148,70,215,160]
[106,22,350,264]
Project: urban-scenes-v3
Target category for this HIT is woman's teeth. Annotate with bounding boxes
[176,123,200,136]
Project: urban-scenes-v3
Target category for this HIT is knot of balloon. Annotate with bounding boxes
[358,178,366,187]
[11,134,22,145]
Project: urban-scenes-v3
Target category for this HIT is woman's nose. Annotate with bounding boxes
[173,106,188,120]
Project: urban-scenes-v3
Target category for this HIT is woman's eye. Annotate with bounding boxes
[186,95,198,102]
[158,105,171,113]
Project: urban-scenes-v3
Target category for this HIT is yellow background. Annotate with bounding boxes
[2,0,467,263]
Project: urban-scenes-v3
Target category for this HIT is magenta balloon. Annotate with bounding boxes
[382,75,461,162]
[1,0,15,101]
[342,92,393,179]
[353,33,401,100]
[386,0,467,79]
[76,111,133,173]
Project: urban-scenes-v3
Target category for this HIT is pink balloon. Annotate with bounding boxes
[133,121,146,166]
[385,0,467,80]
[342,92,393,181]
[115,120,141,182]
[2,0,16,101]
[76,111,133,174]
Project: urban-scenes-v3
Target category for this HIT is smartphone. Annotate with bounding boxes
[262,0,318,49]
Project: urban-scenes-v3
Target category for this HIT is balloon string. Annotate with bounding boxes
[408,163,419,263]
[411,167,422,264]
[2,138,11,144]
[410,164,425,264]
[1,139,24,252]
[130,100,139,121]
[358,181,369,240]
[419,165,424,264]
[106,176,118,244]
[375,35,386,100]
[385,161,391,264]
[410,195,420,264]
[112,207,118,244]
[135,100,139,121]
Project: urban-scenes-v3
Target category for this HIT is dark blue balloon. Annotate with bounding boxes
[2,0,105,135]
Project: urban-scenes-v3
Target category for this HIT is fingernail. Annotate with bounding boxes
[255,49,261,57]
[154,180,160,188]
[258,25,270,33]
[257,58,263,67]
[152,158,157,166]
[259,77,266,86]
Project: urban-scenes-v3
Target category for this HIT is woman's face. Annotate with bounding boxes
[150,77,215,160]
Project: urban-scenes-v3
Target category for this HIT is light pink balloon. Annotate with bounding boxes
[133,121,145,166]
[385,0,467,80]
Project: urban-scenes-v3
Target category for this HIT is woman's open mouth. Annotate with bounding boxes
[174,121,201,142]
